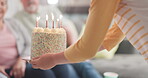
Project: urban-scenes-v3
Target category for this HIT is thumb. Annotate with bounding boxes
[10,70,13,76]
[32,56,40,60]
[30,58,40,65]
[30,56,40,64]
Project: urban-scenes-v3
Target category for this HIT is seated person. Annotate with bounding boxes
[0,0,53,78]
[0,0,79,78]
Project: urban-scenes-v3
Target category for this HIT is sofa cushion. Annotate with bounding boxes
[91,54,148,78]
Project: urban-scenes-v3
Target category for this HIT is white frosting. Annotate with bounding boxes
[50,29,56,33]
[56,28,66,33]
[33,28,66,34]
[37,27,44,32]
[44,28,51,33]
[33,27,39,32]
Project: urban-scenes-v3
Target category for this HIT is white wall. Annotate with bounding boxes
[39,0,90,6]
[5,0,90,18]
[59,0,90,7]
[5,0,54,18]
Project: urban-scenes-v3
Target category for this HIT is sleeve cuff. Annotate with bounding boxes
[21,56,31,61]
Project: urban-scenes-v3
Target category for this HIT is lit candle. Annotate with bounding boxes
[36,16,40,27]
[51,13,54,28]
[59,15,63,28]
[46,14,48,28]
[56,19,59,28]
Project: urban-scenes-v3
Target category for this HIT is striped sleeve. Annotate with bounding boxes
[102,22,125,51]
[114,0,148,61]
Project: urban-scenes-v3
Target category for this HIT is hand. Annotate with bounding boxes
[10,57,26,78]
[0,66,9,78]
[30,53,56,70]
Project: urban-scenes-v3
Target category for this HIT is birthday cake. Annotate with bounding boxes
[31,27,67,59]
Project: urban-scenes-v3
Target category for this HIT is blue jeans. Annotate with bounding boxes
[52,64,80,78]
[5,63,79,78]
[71,62,103,78]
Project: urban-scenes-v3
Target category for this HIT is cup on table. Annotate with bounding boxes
[104,72,118,78]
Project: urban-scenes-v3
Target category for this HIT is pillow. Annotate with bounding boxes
[94,45,119,59]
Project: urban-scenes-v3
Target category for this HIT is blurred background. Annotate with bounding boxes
[5,0,148,78]
[6,0,90,33]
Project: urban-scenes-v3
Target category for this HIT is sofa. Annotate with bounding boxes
[91,54,148,78]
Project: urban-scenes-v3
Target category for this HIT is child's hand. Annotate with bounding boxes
[31,53,57,70]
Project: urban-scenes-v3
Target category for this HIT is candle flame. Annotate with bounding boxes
[46,14,48,20]
[57,19,59,21]
[51,13,54,20]
[37,16,40,21]
[47,0,59,4]
[60,15,63,19]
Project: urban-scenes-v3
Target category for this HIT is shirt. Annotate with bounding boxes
[0,25,18,67]
[104,0,148,60]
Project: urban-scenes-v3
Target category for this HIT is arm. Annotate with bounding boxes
[64,0,120,62]
[53,0,120,64]
[7,19,29,78]
[15,20,31,60]
[62,19,78,46]
[102,22,125,51]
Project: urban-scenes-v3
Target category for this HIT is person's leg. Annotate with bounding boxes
[72,62,103,78]
[24,63,56,78]
[52,64,80,78]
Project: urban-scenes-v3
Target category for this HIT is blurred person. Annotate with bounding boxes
[0,0,58,78]
[14,0,78,44]
[13,0,81,78]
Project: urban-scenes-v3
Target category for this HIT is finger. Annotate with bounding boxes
[14,72,18,78]
[30,59,39,65]
[13,72,17,78]
[29,56,40,64]
[22,72,25,77]
[14,71,20,78]
[41,68,49,70]
[32,56,40,60]
[13,69,23,78]
[32,64,40,69]
[22,69,25,77]
[17,72,22,78]
[18,70,23,78]
[10,70,13,76]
